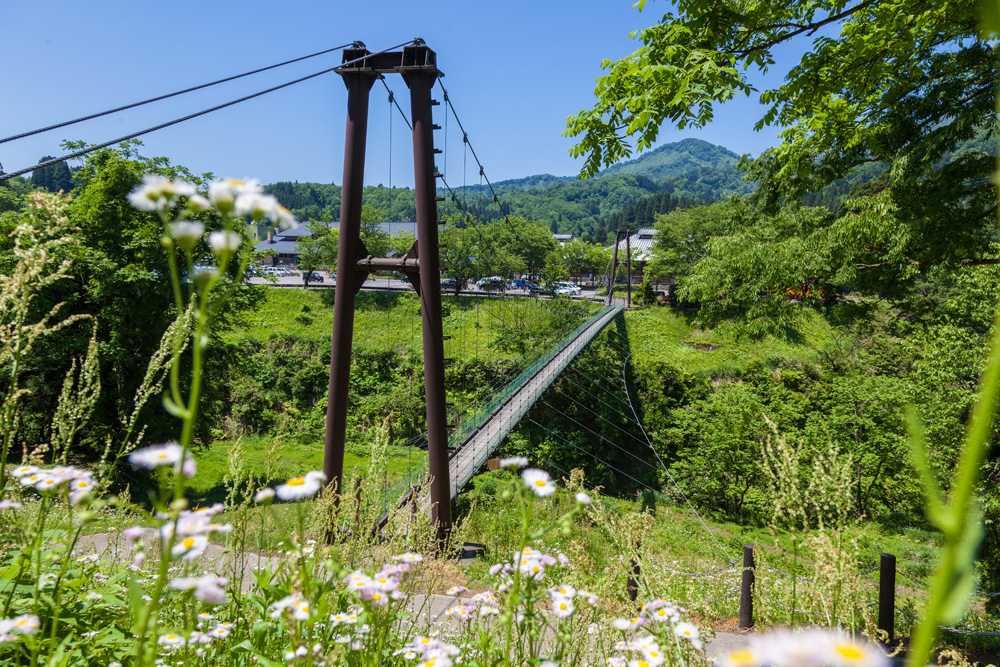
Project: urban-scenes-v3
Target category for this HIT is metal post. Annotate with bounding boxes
[739,545,755,629]
[324,50,376,495]
[625,229,632,309]
[403,58,452,543]
[626,540,641,602]
[607,230,621,307]
[878,553,896,643]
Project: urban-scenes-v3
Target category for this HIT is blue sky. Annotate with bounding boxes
[1,1,800,187]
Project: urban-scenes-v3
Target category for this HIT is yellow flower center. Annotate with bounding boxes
[727,650,755,666]
[835,645,864,661]
[534,480,546,487]
[287,477,306,486]
[183,537,196,548]
[157,453,168,459]
[77,482,87,488]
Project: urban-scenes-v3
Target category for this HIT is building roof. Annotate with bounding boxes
[608,228,658,263]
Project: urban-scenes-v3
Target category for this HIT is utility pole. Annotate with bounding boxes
[607,230,621,307]
[625,228,632,309]
[323,41,451,543]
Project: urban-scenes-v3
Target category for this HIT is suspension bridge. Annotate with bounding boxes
[0,39,653,543]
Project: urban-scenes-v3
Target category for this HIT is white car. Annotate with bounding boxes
[554,282,582,295]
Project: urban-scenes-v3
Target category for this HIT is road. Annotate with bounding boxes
[247,273,604,301]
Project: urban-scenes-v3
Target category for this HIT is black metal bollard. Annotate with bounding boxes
[627,541,641,603]
[739,545,755,629]
[878,553,896,644]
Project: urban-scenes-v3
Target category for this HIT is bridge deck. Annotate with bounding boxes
[446,305,622,497]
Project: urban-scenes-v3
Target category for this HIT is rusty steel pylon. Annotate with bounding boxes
[323,41,452,542]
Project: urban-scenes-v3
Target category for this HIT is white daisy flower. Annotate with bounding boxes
[207,231,243,257]
[235,192,280,221]
[9,465,37,478]
[521,468,556,497]
[552,598,575,618]
[674,622,702,650]
[275,473,323,501]
[576,491,592,505]
[129,443,183,469]
[85,592,102,601]
[168,221,205,252]
[128,175,196,213]
[254,488,275,503]
[157,633,184,646]
[499,456,528,470]
[11,614,39,635]
[19,473,47,487]
[171,535,208,561]
[393,552,423,563]
[208,625,230,639]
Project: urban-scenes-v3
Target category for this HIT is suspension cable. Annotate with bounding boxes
[0,42,356,146]
[436,81,518,240]
[0,40,417,182]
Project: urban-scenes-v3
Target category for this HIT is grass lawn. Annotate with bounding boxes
[187,435,424,507]
[623,306,835,377]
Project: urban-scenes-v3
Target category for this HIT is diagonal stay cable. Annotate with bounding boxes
[539,401,656,470]
[436,81,518,240]
[1,40,417,182]
[560,374,633,414]
[380,79,412,131]
[619,351,735,564]
[551,387,651,448]
[528,418,662,495]
[0,42,355,146]
[568,367,633,408]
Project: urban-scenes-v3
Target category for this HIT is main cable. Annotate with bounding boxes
[0,42,355,146]
[0,40,417,182]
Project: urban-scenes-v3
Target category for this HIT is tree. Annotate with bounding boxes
[359,203,390,259]
[296,220,339,287]
[3,142,264,460]
[30,157,73,194]
[648,200,735,284]
[565,0,998,308]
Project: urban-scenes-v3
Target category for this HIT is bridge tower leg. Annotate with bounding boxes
[324,45,377,495]
[403,62,452,543]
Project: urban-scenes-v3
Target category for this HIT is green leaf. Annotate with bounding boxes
[977,0,1000,35]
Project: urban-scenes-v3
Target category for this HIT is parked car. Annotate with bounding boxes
[526,281,552,295]
[305,271,324,283]
[440,278,458,291]
[477,276,504,291]
[400,275,410,284]
[554,282,582,296]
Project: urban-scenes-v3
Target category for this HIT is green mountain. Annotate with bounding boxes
[264,139,755,240]
[600,137,754,197]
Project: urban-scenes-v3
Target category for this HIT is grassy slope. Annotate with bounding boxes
[624,306,834,376]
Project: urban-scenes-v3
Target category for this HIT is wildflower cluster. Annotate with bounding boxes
[10,464,96,505]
